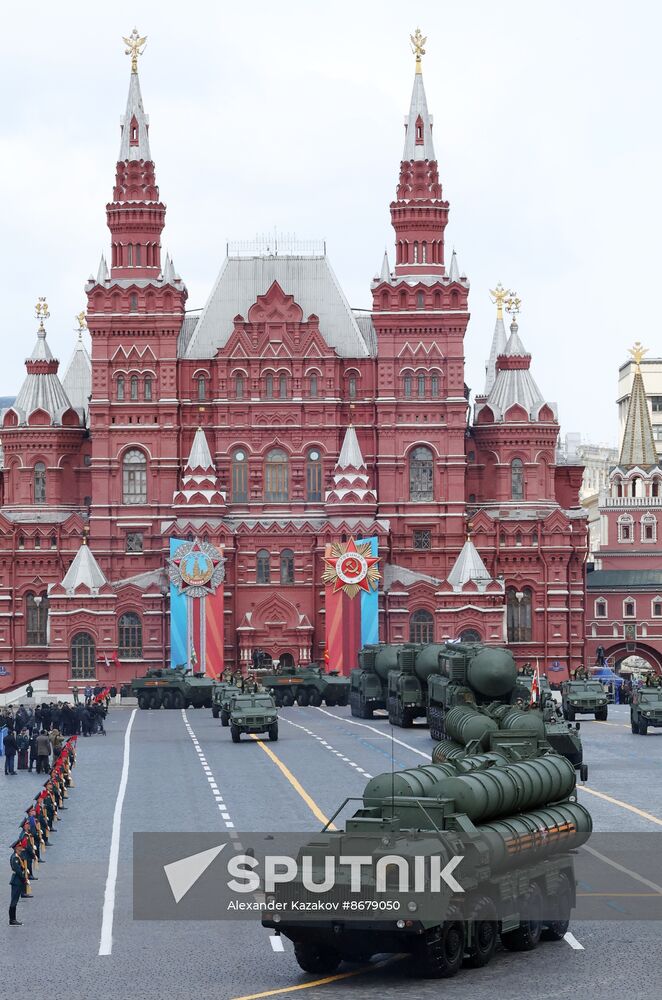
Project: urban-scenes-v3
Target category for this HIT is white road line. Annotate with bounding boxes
[564,932,584,950]
[270,935,285,952]
[98,707,137,957]
[314,707,430,759]
[182,709,236,832]
[280,715,373,778]
[582,843,662,894]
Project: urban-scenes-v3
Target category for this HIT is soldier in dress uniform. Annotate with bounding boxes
[9,838,29,925]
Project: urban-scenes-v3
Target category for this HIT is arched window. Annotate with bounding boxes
[197,376,207,401]
[511,458,524,501]
[34,462,46,503]
[235,374,245,399]
[348,374,357,399]
[309,374,319,398]
[403,375,413,399]
[71,632,96,679]
[26,591,48,646]
[256,549,270,584]
[130,375,139,401]
[459,628,481,643]
[417,374,426,398]
[130,293,138,313]
[624,598,636,618]
[506,587,533,643]
[127,244,133,266]
[652,479,660,498]
[279,374,288,399]
[265,374,274,399]
[280,549,295,585]
[306,448,323,501]
[117,376,125,401]
[594,599,607,618]
[618,514,634,542]
[416,291,425,309]
[144,377,152,401]
[413,241,419,263]
[641,514,657,543]
[232,449,248,502]
[265,448,288,502]
[409,446,434,501]
[410,609,434,644]
[118,612,142,658]
[430,374,439,396]
[123,449,147,504]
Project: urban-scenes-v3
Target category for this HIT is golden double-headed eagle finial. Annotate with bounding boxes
[489,282,511,321]
[628,341,648,369]
[76,311,87,335]
[410,28,427,72]
[35,297,50,331]
[123,28,147,74]
[505,293,522,318]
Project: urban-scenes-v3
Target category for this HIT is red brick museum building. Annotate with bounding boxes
[0,42,588,692]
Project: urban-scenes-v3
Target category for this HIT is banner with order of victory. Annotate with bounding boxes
[168,538,225,679]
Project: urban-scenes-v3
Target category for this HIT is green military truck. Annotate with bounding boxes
[228,693,278,743]
[350,644,405,718]
[131,666,215,710]
[561,680,608,721]
[630,686,662,734]
[259,663,349,707]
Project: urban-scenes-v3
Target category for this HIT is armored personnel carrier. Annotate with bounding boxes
[259,663,349,707]
[263,740,592,978]
[561,680,608,720]
[131,666,215,710]
[630,686,662,734]
[228,693,278,743]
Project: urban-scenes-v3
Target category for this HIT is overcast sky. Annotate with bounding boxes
[1,0,659,444]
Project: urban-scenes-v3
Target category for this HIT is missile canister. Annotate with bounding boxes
[362,762,457,801]
[438,754,576,822]
[490,704,546,737]
[480,802,592,866]
[431,739,466,763]
[464,647,518,698]
[445,705,499,748]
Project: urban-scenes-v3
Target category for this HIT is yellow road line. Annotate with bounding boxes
[577,892,662,897]
[593,721,630,728]
[580,785,662,826]
[230,956,401,1000]
[249,735,337,830]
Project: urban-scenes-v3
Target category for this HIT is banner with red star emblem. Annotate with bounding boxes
[323,537,380,675]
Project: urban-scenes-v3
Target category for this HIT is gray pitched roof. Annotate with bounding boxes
[183,255,371,359]
[484,315,507,395]
[403,70,435,161]
[447,538,493,588]
[587,569,662,591]
[619,367,658,468]
[11,329,78,427]
[60,543,108,593]
[119,69,152,162]
[353,311,377,356]
[62,334,92,423]
[383,562,441,590]
[480,320,557,421]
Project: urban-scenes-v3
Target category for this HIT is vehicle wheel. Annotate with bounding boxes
[566,706,575,722]
[221,710,229,728]
[137,693,150,710]
[272,692,283,707]
[415,914,464,978]
[293,941,341,975]
[149,693,162,709]
[325,695,336,707]
[360,701,374,719]
[193,703,202,709]
[204,698,212,709]
[172,691,184,710]
[579,763,589,782]
[161,692,173,710]
[296,690,309,707]
[542,873,572,941]
[212,706,220,719]
[500,883,543,951]
[336,691,349,707]
[310,691,322,707]
[401,709,414,728]
[640,719,648,735]
[281,692,294,707]
[230,724,241,744]
[463,896,498,968]
[268,723,279,742]
[595,708,608,721]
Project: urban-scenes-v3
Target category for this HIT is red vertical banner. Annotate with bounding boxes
[323,541,378,676]
[205,582,224,680]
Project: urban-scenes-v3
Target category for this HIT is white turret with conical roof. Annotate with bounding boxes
[173,427,226,507]
[446,536,493,591]
[119,29,152,162]
[60,539,108,594]
[618,342,659,468]
[325,425,377,513]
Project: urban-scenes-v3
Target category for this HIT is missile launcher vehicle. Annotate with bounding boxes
[263,741,592,979]
[350,644,406,717]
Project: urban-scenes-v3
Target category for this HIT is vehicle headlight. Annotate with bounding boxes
[235,716,244,723]
[407,901,418,913]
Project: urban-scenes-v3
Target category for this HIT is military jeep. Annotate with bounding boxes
[229,693,279,743]
[561,680,609,721]
[630,687,662,735]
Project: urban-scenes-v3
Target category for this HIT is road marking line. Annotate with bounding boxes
[269,935,285,953]
[314,707,429,759]
[98,708,137,957]
[580,786,662,826]
[249,735,337,829]
[564,932,584,950]
[280,716,373,780]
[582,844,662,892]
[183,709,236,832]
[230,956,403,1000]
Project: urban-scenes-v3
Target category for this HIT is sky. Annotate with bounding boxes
[1,0,660,445]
